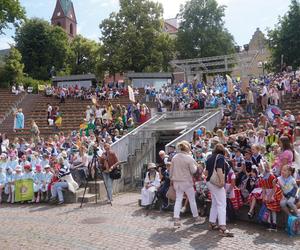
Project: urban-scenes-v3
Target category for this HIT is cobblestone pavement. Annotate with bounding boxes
[0,192,299,250]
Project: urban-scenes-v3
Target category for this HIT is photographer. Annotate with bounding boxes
[99,143,120,203]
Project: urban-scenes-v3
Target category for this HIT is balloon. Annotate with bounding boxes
[197,129,203,136]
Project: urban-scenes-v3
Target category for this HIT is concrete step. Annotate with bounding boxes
[77,193,97,203]
[63,187,89,203]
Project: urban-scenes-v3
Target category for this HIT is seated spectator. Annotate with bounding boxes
[141,163,160,207]
[50,157,78,205]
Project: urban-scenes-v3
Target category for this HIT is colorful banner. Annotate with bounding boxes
[128,86,135,103]
[15,179,34,202]
[38,85,45,91]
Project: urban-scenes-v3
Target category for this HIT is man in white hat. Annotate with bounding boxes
[141,163,160,206]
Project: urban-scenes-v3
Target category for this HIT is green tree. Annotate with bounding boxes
[68,35,102,75]
[100,0,175,74]
[0,0,26,35]
[4,46,24,84]
[15,18,70,80]
[268,0,300,70]
[176,0,235,59]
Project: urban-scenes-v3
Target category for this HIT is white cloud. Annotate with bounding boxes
[0,36,14,50]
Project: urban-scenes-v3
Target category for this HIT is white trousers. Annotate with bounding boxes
[207,182,227,226]
[173,182,198,219]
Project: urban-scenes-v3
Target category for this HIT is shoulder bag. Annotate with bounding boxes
[209,154,225,188]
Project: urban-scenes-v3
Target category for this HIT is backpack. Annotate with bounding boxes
[286,215,300,236]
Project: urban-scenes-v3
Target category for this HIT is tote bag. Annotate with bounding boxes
[209,155,224,188]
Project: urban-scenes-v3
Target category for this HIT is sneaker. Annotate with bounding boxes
[57,200,64,205]
[194,216,206,225]
[180,206,187,213]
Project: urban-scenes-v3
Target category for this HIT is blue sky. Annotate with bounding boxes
[0,0,290,49]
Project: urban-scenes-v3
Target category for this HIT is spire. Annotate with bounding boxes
[59,0,73,16]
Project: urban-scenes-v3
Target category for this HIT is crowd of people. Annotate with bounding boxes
[140,70,300,236]
[151,72,300,115]
[47,83,129,102]
[0,83,153,205]
[0,129,122,205]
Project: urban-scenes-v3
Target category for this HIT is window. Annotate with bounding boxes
[70,23,73,35]
[57,22,61,27]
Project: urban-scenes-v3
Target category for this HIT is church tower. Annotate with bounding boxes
[51,0,77,39]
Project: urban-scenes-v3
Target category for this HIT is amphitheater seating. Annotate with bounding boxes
[6,89,146,140]
[0,89,25,122]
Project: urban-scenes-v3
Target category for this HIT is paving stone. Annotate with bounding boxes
[0,192,299,250]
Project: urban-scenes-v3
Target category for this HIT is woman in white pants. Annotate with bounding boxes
[170,140,206,227]
[205,144,233,237]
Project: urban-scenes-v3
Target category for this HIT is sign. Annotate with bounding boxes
[38,85,45,91]
[15,179,34,202]
[128,86,135,103]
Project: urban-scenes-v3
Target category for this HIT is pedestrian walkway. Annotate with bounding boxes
[0,192,299,250]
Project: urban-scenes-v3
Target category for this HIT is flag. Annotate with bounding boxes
[128,86,135,103]
[226,75,234,94]
[15,179,34,202]
[38,85,45,91]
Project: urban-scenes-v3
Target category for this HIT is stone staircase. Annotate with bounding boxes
[0,93,41,138]
[64,181,109,203]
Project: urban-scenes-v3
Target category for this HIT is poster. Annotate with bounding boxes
[15,179,34,202]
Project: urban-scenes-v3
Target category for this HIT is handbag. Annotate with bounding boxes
[166,185,176,201]
[209,154,225,188]
[258,204,270,224]
[109,167,122,180]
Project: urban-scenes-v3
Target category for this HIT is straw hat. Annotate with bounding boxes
[147,163,156,170]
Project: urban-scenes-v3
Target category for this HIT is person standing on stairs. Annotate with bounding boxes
[13,108,25,132]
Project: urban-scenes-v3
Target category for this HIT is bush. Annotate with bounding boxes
[19,76,51,93]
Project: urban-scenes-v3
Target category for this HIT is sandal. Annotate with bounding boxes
[219,228,234,237]
[208,223,219,231]
[248,211,255,219]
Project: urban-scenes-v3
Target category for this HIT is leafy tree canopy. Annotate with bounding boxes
[4,46,24,83]
[100,0,175,74]
[15,18,70,80]
[0,0,26,35]
[268,0,300,70]
[176,0,235,59]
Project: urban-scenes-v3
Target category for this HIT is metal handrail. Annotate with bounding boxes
[165,109,222,152]
[111,113,164,147]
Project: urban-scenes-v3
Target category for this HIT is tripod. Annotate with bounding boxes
[80,152,112,208]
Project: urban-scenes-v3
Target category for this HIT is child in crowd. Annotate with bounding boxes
[248,161,282,230]
[0,167,6,204]
[42,165,53,201]
[34,165,44,203]
[225,165,243,210]
[5,167,14,203]
[240,166,258,201]
[278,165,299,216]
[251,144,262,167]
